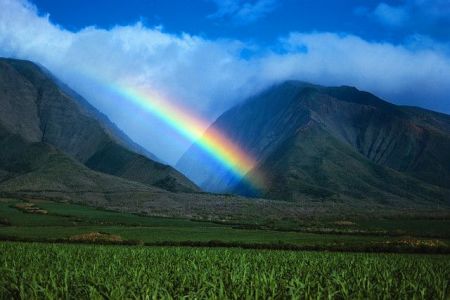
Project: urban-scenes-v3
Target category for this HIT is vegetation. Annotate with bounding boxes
[0,242,448,299]
[0,198,449,253]
[0,198,449,298]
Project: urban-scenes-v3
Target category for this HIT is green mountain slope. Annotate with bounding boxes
[0,124,163,205]
[0,58,198,192]
[179,81,450,207]
[237,121,447,207]
[86,142,199,192]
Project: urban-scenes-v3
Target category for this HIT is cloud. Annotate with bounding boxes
[363,0,450,39]
[373,3,409,27]
[267,33,450,113]
[0,0,257,163]
[0,0,449,164]
[207,0,277,24]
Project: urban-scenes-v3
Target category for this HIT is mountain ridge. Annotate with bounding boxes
[178,81,450,207]
[0,58,199,193]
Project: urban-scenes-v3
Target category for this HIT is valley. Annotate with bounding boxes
[1,0,450,297]
[0,58,449,299]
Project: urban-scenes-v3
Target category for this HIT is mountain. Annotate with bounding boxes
[0,129,157,201]
[177,81,450,207]
[0,58,198,193]
[2,57,449,216]
[0,57,310,221]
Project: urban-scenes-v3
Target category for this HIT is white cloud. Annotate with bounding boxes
[0,0,449,164]
[267,33,450,112]
[207,0,277,24]
[0,0,258,163]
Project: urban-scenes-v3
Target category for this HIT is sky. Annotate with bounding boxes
[0,0,449,164]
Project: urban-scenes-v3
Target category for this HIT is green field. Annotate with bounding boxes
[0,198,449,252]
[0,242,448,299]
[1,198,449,298]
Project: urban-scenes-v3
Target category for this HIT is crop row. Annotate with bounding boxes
[0,242,448,299]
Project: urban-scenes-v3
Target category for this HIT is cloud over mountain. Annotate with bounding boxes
[0,0,449,163]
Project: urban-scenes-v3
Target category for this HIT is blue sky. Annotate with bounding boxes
[31,0,450,45]
[0,0,449,163]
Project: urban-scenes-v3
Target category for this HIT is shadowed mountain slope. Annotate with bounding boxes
[0,58,198,193]
[0,121,164,203]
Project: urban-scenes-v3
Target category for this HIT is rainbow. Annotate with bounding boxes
[108,84,263,190]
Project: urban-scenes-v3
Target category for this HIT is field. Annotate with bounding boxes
[0,198,449,298]
[0,242,448,299]
[1,198,449,252]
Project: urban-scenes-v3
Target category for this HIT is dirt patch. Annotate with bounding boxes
[69,232,123,243]
[15,203,48,215]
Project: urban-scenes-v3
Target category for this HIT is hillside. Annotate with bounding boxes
[178,81,450,207]
[0,123,165,203]
[0,58,198,193]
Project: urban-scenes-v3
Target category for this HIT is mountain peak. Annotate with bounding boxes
[178,80,450,207]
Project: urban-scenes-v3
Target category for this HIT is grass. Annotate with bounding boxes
[0,242,448,299]
[0,199,204,227]
[0,198,449,298]
[0,224,387,245]
[357,218,450,237]
[0,198,449,252]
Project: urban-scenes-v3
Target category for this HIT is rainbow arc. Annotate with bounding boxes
[110,84,263,190]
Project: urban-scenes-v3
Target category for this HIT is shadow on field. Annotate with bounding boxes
[1,235,449,254]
